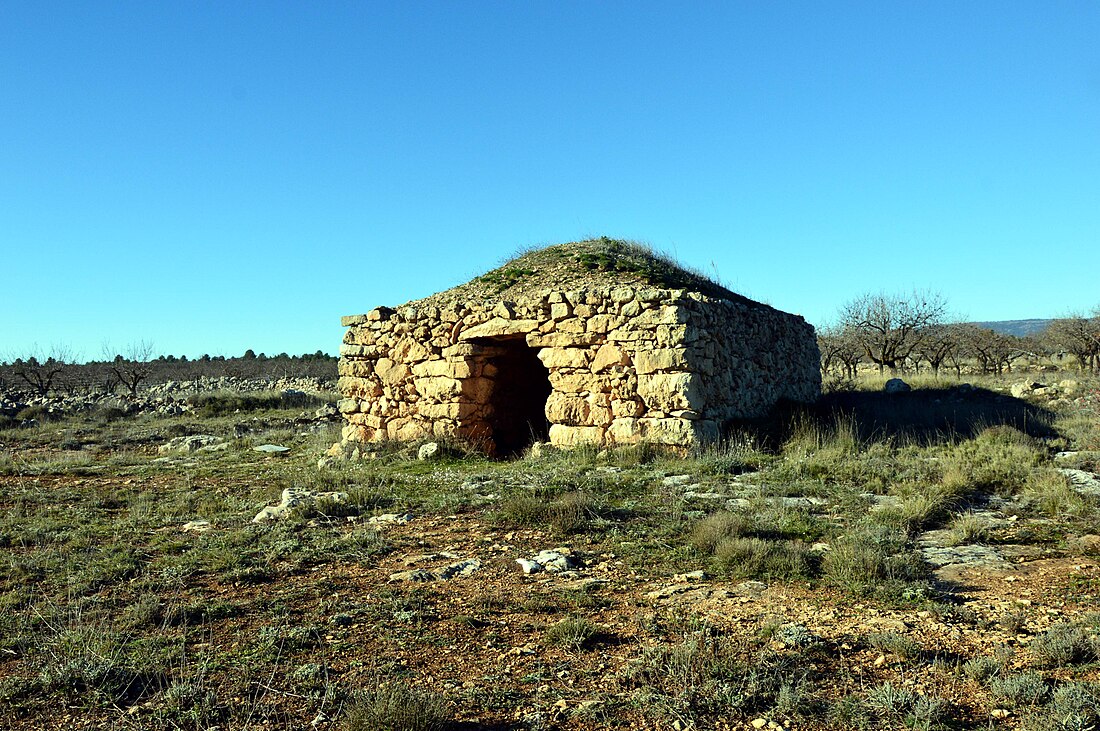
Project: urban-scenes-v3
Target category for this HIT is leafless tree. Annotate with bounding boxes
[913,323,964,377]
[103,341,156,396]
[817,325,863,378]
[1045,312,1100,372]
[6,345,75,396]
[839,291,948,374]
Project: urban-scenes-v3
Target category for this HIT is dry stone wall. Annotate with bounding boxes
[337,285,819,454]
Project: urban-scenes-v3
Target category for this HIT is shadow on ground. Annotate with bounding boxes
[737,385,1059,447]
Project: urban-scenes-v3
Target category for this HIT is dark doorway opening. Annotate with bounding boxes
[484,338,551,458]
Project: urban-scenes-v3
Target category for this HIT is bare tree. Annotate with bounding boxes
[913,323,965,377]
[7,345,75,396]
[839,291,948,374]
[1045,312,1100,372]
[817,325,863,378]
[104,341,156,396]
[964,327,1022,374]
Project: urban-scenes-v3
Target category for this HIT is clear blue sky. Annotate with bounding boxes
[3,1,1098,360]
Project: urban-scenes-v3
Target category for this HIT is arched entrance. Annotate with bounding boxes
[481,336,551,457]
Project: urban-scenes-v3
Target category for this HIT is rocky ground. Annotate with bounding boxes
[1,375,1100,730]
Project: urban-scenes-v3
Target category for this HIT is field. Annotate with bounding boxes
[3,374,1100,730]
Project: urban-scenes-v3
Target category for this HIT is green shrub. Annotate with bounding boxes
[343,682,449,731]
[1030,624,1097,668]
[545,617,599,650]
[867,632,922,661]
[991,672,1050,708]
[712,537,816,581]
[963,655,1003,683]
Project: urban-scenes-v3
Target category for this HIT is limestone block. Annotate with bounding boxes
[538,348,590,369]
[574,304,594,318]
[549,424,605,448]
[620,300,642,318]
[338,359,375,377]
[584,314,623,334]
[607,328,653,343]
[341,314,369,327]
[411,360,475,379]
[493,301,515,320]
[635,305,689,325]
[545,392,590,425]
[341,424,375,442]
[417,402,479,420]
[637,418,696,446]
[413,376,462,400]
[374,359,410,385]
[337,398,360,414]
[638,288,664,302]
[548,371,599,393]
[347,413,386,429]
[550,302,572,320]
[460,377,494,403]
[606,418,641,443]
[526,332,604,348]
[610,286,635,303]
[555,318,587,334]
[591,343,630,372]
[611,399,645,418]
[339,343,378,357]
[458,318,538,340]
[655,325,691,346]
[392,337,431,362]
[338,377,383,398]
[637,373,702,411]
[367,307,395,321]
[633,348,690,375]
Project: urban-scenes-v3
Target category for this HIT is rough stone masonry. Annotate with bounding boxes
[334,240,820,457]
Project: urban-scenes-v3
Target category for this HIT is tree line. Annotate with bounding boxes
[820,292,1100,378]
[0,345,336,397]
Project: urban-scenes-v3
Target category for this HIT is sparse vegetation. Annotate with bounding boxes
[2,366,1100,729]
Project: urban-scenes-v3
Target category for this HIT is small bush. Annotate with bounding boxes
[343,682,449,731]
[1024,682,1100,731]
[712,537,816,581]
[962,655,1003,683]
[545,617,599,650]
[1023,471,1089,518]
[867,632,922,661]
[991,672,1050,708]
[1030,624,1097,668]
[945,513,990,546]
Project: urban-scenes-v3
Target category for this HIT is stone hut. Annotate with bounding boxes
[336,239,820,457]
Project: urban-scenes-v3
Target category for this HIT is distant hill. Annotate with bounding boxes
[973,319,1053,337]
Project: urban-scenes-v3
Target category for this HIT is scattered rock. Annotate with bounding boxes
[672,569,707,582]
[389,558,481,582]
[181,520,212,532]
[158,435,226,455]
[1058,468,1100,497]
[884,378,911,394]
[518,548,580,574]
[369,513,414,526]
[417,442,442,461]
[252,487,348,523]
[254,444,290,454]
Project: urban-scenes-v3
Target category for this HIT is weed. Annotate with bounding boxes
[545,617,599,650]
[991,672,1050,708]
[1030,623,1098,668]
[867,632,922,661]
[712,537,816,581]
[963,655,1004,683]
[343,681,450,731]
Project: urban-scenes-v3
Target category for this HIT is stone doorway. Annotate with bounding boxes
[481,337,551,457]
